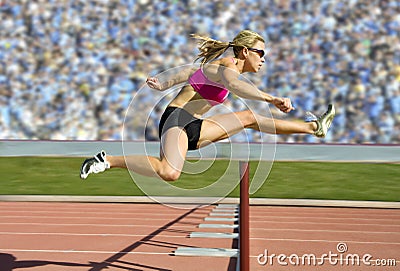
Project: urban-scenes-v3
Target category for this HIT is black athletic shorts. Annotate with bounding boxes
[158,107,203,150]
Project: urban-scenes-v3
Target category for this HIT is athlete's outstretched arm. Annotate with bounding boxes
[146,66,197,91]
[220,65,294,113]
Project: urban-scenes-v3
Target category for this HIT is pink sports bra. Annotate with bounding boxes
[188,69,229,106]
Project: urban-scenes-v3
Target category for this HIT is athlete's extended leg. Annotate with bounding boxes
[80,127,189,181]
[198,105,334,147]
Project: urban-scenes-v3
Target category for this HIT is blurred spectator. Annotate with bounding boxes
[0,0,399,144]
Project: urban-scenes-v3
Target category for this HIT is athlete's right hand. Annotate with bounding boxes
[146,77,162,91]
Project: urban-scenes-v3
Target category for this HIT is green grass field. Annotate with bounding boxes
[0,157,398,202]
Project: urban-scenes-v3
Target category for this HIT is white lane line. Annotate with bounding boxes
[0,210,191,216]
[249,228,400,234]
[250,215,400,222]
[0,232,187,238]
[0,212,400,221]
[0,222,196,228]
[0,215,194,221]
[1,233,397,245]
[2,216,397,227]
[250,221,400,227]
[249,210,400,215]
[0,229,397,238]
[0,248,172,255]
[0,221,397,230]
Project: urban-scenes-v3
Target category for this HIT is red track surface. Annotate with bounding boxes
[0,202,399,271]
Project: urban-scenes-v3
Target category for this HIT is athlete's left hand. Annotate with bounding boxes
[146,77,162,91]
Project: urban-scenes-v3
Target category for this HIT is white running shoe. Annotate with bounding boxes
[313,104,335,138]
[80,150,110,179]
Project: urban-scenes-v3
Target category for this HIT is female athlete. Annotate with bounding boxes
[80,30,335,181]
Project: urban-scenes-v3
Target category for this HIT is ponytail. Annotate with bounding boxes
[191,30,265,66]
[191,34,231,66]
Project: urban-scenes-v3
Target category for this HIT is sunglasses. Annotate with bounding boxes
[247,47,265,58]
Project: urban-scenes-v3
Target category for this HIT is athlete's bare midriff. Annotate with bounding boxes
[168,85,213,117]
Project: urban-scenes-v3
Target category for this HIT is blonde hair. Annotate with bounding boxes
[192,30,265,65]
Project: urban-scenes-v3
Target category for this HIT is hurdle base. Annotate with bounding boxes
[189,232,239,239]
[174,247,238,257]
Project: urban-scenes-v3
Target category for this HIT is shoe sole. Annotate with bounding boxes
[322,104,335,135]
[315,104,335,138]
[80,158,94,180]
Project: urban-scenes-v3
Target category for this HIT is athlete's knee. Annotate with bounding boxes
[158,167,181,182]
[240,110,257,127]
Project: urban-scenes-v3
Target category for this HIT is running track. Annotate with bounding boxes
[0,201,399,271]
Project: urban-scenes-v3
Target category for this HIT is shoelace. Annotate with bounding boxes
[91,162,106,173]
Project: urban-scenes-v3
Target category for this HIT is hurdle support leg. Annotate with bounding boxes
[174,160,250,270]
[239,161,250,271]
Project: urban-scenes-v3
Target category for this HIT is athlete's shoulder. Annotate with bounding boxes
[207,57,237,69]
[219,57,237,66]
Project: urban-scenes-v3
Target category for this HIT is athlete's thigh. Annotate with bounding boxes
[160,127,189,171]
[198,111,252,147]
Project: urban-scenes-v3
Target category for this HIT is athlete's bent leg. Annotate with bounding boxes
[81,127,188,182]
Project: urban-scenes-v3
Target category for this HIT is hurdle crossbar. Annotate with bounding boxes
[239,161,250,271]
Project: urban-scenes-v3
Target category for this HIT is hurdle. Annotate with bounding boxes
[239,161,250,271]
[174,159,251,271]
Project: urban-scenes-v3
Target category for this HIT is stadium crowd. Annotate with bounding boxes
[0,0,399,144]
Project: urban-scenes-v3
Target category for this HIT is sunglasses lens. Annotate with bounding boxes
[249,48,265,58]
